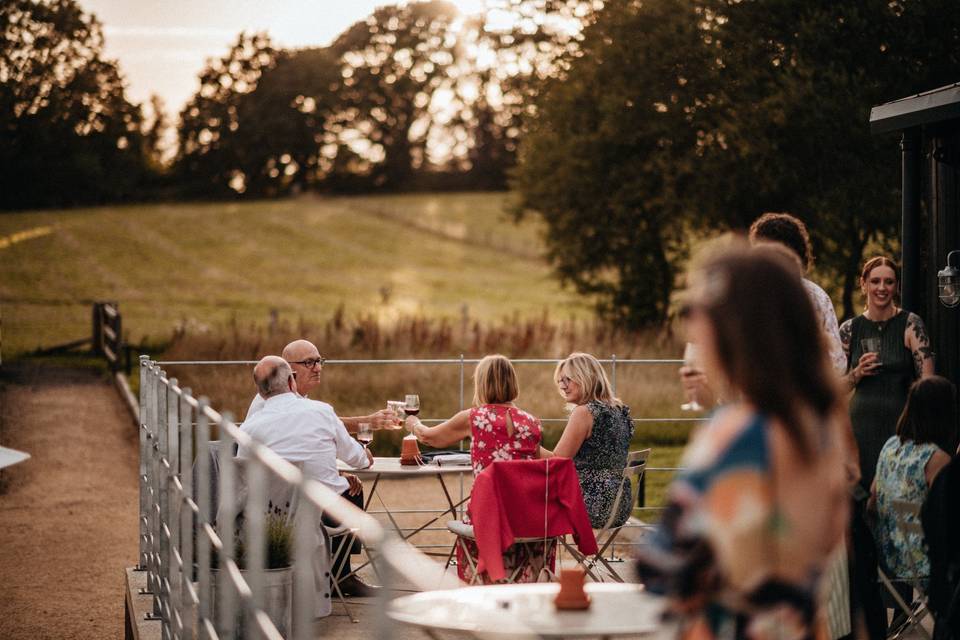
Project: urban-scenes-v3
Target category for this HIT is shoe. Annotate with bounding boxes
[336,575,380,597]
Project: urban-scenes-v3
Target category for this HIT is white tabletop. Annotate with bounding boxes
[387,582,672,638]
[339,456,473,478]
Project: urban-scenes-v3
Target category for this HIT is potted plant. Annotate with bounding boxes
[212,502,295,637]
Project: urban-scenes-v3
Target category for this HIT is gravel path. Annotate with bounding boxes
[0,363,139,640]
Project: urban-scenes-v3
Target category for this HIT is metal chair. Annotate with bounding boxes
[561,448,650,582]
[880,498,931,640]
[445,458,597,585]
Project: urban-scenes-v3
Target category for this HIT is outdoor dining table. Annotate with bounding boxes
[386,582,674,639]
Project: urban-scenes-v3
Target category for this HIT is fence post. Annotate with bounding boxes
[91,303,103,356]
[138,356,150,572]
[217,414,238,639]
[195,398,214,638]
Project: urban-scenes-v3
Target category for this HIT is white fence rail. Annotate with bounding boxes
[137,356,461,639]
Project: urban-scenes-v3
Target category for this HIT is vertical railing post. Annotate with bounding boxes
[149,365,163,617]
[178,389,195,639]
[195,398,214,639]
[217,415,238,639]
[245,456,267,632]
[292,490,317,640]
[157,376,171,626]
[138,356,150,572]
[167,380,181,636]
[458,354,466,513]
[611,353,617,396]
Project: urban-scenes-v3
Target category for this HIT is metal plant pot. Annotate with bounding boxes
[212,566,293,637]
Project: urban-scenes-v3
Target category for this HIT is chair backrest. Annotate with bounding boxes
[468,458,598,581]
[599,448,651,533]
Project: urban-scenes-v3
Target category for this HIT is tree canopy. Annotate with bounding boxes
[513,0,960,326]
[1,0,149,210]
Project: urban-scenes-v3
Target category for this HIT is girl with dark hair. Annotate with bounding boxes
[871,376,956,580]
[637,240,849,640]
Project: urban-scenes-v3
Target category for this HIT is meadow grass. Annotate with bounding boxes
[0,192,590,357]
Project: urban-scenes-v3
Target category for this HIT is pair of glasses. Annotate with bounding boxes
[291,356,325,368]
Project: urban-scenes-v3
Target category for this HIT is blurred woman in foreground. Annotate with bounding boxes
[636,241,849,640]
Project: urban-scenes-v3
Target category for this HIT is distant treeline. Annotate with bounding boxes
[1,0,583,209]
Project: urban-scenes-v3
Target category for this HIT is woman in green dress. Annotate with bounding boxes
[838,255,934,637]
[839,256,935,491]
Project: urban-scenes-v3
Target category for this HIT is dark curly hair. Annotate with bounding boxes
[748,212,814,272]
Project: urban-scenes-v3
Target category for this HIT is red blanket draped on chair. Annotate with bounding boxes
[467,458,598,581]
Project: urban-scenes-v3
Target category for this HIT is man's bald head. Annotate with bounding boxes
[253,356,295,399]
[282,340,318,362]
[281,339,323,395]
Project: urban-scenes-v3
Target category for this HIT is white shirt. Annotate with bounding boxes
[803,278,846,374]
[237,392,369,495]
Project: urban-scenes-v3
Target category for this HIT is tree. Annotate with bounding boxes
[0,0,147,210]
[513,0,716,327]
[175,32,278,197]
[514,0,960,326]
[326,1,461,189]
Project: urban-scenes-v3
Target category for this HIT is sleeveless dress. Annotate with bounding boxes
[573,401,635,528]
[459,404,547,583]
[843,310,915,490]
[874,435,939,579]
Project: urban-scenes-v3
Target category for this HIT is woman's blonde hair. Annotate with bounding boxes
[554,352,622,407]
[473,354,519,406]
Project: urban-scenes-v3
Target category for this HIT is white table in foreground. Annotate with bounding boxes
[387,583,673,639]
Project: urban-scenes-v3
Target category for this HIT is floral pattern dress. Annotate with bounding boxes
[459,404,546,583]
[574,401,635,528]
[635,409,848,640]
[873,435,939,580]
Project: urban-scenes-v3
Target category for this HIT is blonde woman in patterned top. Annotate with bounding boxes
[637,241,850,640]
[544,352,635,529]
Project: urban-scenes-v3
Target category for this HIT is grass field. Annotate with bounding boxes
[3,191,695,509]
[0,192,591,357]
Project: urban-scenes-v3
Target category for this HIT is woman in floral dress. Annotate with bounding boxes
[406,354,551,583]
[871,376,954,581]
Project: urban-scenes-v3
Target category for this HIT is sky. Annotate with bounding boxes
[83,0,488,117]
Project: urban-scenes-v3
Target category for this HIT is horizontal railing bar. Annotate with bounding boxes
[155,358,684,366]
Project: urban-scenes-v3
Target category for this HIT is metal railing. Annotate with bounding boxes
[137,356,463,640]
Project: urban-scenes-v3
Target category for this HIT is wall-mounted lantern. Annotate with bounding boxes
[939,250,960,308]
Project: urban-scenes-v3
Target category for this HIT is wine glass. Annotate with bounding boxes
[404,394,420,419]
[357,422,373,447]
[680,342,704,412]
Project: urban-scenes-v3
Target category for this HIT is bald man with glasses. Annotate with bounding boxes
[245,339,398,432]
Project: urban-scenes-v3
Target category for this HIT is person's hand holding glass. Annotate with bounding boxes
[851,337,883,386]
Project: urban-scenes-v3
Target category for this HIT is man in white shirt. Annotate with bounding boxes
[238,356,378,596]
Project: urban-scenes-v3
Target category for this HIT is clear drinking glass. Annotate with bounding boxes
[357,422,373,447]
[680,342,704,412]
[387,400,405,427]
[861,337,883,366]
[404,394,420,419]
